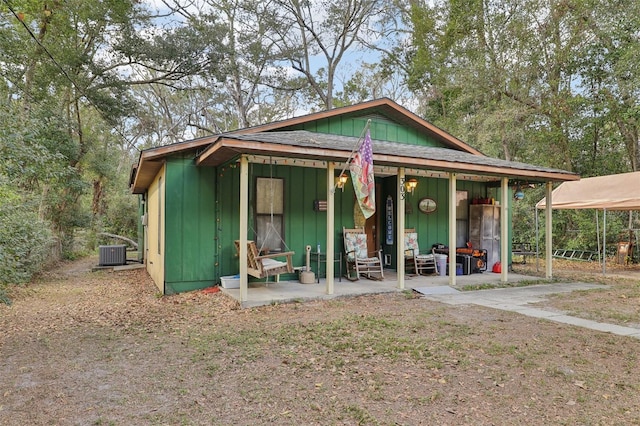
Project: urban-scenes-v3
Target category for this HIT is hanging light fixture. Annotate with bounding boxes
[514,183,524,201]
[336,173,349,191]
[405,178,418,194]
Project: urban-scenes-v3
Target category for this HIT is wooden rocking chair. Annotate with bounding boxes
[343,227,384,281]
[235,240,294,282]
[404,229,437,276]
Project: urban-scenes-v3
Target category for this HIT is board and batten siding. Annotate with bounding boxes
[163,155,217,294]
[281,114,448,147]
[382,176,490,267]
[146,164,165,292]
[214,161,359,281]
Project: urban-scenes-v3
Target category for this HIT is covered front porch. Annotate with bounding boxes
[221,269,539,308]
[199,134,575,304]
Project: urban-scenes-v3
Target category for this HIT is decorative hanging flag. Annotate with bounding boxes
[350,129,375,218]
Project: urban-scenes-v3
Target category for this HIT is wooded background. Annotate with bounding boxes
[1,0,638,290]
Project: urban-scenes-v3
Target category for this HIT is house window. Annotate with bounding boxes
[255,177,285,252]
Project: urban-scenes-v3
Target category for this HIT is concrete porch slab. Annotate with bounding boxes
[220,270,537,308]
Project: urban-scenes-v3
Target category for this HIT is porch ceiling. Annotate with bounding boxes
[196,130,578,183]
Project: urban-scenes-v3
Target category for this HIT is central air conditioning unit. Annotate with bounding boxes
[99,245,127,266]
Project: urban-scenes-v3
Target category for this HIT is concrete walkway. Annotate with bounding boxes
[418,283,640,339]
[221,270,538,308]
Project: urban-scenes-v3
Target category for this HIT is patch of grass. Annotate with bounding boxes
[412,391,444,405]
[326,299,346,308]
[365,373,386,401]
[624,352,639,372]
[344,404,379,426]
[204,363,221,377]
[93,419,116,426]
[266,313,449,369]
[460,278,555,292]
[517,356,539,370]
[0,284,11,305]
[596,310,637,324]
[435,320,474,352]
[402,289,419,299]
[436,319,473,336]
[547,286,640,326]
[186,327,270,365]
[485,342,519,356]
[460,283,498,291]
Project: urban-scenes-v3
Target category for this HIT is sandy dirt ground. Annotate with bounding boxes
[1,257,639,425]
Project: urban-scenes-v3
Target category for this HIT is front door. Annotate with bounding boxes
[364,183,382,252]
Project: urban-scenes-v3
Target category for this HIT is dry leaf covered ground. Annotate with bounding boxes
[1,257,639,425]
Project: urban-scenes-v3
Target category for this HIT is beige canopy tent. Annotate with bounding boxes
[536,171,640,211]
[536,171,640,273]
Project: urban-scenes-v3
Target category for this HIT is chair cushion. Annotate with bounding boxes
[345,233,369,260]
[404,232,419,252]
[415,254,435,261]
[357,257,381,263]
[261,258,287,271]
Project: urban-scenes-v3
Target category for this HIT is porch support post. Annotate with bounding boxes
[448,173,457,286]
[545,181,553,279]
[239,155,249,302]
[500,177,509,283]
[397,167,405,289]
[326,162,335,295]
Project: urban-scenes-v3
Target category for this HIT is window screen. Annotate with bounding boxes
[255,177,285,252]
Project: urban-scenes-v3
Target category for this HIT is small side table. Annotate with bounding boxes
[310,251,342,283]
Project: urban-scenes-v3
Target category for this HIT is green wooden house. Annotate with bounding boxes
[129,98,578,300]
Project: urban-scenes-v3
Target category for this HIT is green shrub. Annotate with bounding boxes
[0,193,54,287]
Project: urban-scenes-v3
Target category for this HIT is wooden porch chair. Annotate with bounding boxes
[404,229,437,275]
[343,227,384,281]
[234,240,294,282]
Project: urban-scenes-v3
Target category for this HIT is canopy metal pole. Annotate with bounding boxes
[603,208,607,275]
[596,209,601,267]
[545,182,553,279]
[629,211,634,264]
[535,206,539,273]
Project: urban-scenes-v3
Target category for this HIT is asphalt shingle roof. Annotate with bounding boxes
[225,130,572,177]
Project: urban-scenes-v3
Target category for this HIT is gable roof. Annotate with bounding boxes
[130,98,579,193]
[231,98,484,155]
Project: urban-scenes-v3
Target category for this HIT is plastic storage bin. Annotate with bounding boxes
[435,254,447,276]
[220,275,240,288]
[446,263,463,276]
